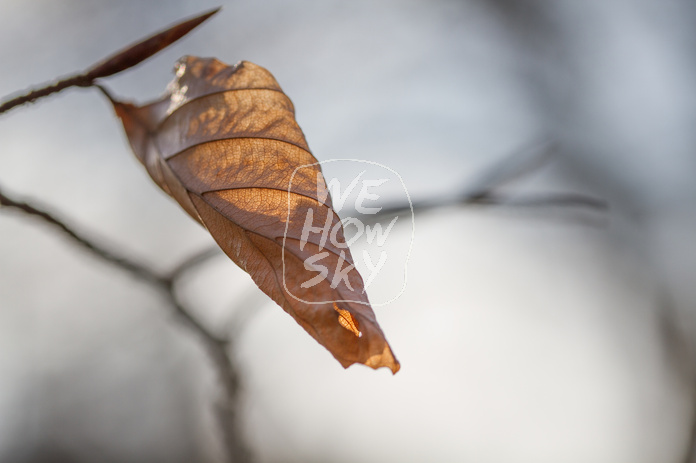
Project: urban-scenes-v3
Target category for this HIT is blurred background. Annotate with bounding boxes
[1,0,696,462]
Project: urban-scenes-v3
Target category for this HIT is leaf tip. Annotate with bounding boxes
[186,6,222,28]
[85,7,221,80]
[363,344,400,374]
[202,6,223,17]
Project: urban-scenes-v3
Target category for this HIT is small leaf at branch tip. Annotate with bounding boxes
[84,7,221,80]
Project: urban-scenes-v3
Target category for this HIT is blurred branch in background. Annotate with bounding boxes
[361,141,608,225]
[0,186,250,463]
[656,292,696,463]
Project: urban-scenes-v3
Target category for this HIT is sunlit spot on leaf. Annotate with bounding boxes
[334,303,362,337]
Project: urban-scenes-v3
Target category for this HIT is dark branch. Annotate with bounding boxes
[167,246,221,282]
[0,185,229,340]
[356,141,607,225]
[462,139,556,198]
[461,191,608,209]
[0,74,93,116]
[656,292,696,463]
[0,186,164,285]
[0,184,249,462]
[364,191,607,223]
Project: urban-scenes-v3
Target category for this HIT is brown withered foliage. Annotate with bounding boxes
[108,56,399,373]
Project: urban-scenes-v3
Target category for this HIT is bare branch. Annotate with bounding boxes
[0,184,229,346]
[0,74,93,116]
[462,139,556,199]
[0,186,165,286]
[655,291,696,463]
[0,184,250,462]
[462,192,608,210]
[357,141,607,225]
[225,289,269,344]
[168,246,221,283]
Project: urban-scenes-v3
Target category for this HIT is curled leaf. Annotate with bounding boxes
[109,56,399,373]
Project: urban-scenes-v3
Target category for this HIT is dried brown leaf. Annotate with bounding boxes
[86,8,220,80]
[110,56,399,373]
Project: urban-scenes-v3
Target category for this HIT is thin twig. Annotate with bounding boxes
[656,291,696,463]
[685,390,696,463]
[168,246,221,282]
[365,190,607,222]
[0,74,93,116]
[0,185,229,342]
[225,289,269,345]
[464,192,608,209]
[356,142,607,224]
[0,187,163,285]
[462,139,556,199]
